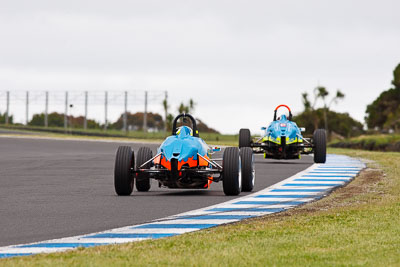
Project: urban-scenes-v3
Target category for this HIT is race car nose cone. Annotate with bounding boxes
[172,143,183,155]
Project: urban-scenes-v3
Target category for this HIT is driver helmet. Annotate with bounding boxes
[277,111,289,121]
[176,126,193,136]
[279,114,288,121]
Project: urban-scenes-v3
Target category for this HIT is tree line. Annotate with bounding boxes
[365,63,400,132]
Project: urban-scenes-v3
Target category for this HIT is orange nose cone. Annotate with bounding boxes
[153,155,161,165]
[177,156,198,170]
[198,154,210,167]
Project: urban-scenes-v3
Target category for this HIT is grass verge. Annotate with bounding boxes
[330,133,400,152]
[1,148,400,266]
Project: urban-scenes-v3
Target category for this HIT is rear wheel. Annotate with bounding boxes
[239,128,251,148]
[114,146,134,196]
[240,147,255,192]
[313,129,327,163]
[223,147,241,196]
[136,147,153,192]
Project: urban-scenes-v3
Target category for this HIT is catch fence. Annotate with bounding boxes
[0,90,167,132]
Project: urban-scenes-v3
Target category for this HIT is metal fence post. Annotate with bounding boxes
[143,91,148,132]
[84,91,88,130]
[26,91,29,125]
[104,91,108,131]
[164,91,168,132]
[123,91,127,133]
[64,91,68,130]
[45,91,48,127]
[5,91,9,125]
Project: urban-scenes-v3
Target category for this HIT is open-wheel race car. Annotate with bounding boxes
[114,113,255,196]
[239,105,326,163]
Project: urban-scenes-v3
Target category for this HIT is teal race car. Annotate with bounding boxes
[239,105,326,163]
[114,113,255,196]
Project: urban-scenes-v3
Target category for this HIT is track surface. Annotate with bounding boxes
[0,137,313,246]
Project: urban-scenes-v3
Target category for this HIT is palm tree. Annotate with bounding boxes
[315,86,329,133]
[302,92,311,111]
[325,90,345,136]
[302,87,345,139]
[189,98,196,113]
[178,103,189,114]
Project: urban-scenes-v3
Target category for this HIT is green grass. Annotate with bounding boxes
[1,148,400,266]
[330,133,400,151]
[347,134,400,144]
[0,124,238,146]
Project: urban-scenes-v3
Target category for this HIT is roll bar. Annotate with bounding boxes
[172,113,199,137]
[273,104,293,121]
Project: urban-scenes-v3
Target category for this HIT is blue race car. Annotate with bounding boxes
[239,105,326,163]
[114,113,255,196]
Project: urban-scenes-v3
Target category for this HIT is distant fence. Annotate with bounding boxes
[0,90,167,132]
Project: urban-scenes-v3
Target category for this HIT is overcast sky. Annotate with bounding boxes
[1,0,399,134]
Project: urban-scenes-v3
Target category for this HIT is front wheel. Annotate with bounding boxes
[239,128,251,148]
[222,147,241,196]
[240,147,255,192]
[313,129,327,163]
[114,146,134,196]
[135,147,153,192]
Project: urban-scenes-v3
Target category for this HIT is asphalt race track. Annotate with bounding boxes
[0,137,313,247]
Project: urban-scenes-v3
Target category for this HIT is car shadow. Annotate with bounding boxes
[110,189,221,198]
[255,160,312,165]
[159,190,211,196]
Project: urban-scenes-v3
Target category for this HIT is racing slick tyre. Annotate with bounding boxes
[114,146,134,196]
[313,129,327,163]
[135,147,153,192]
[240,147,255,192]
[239,128,251,148]
[223,147,242,196]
